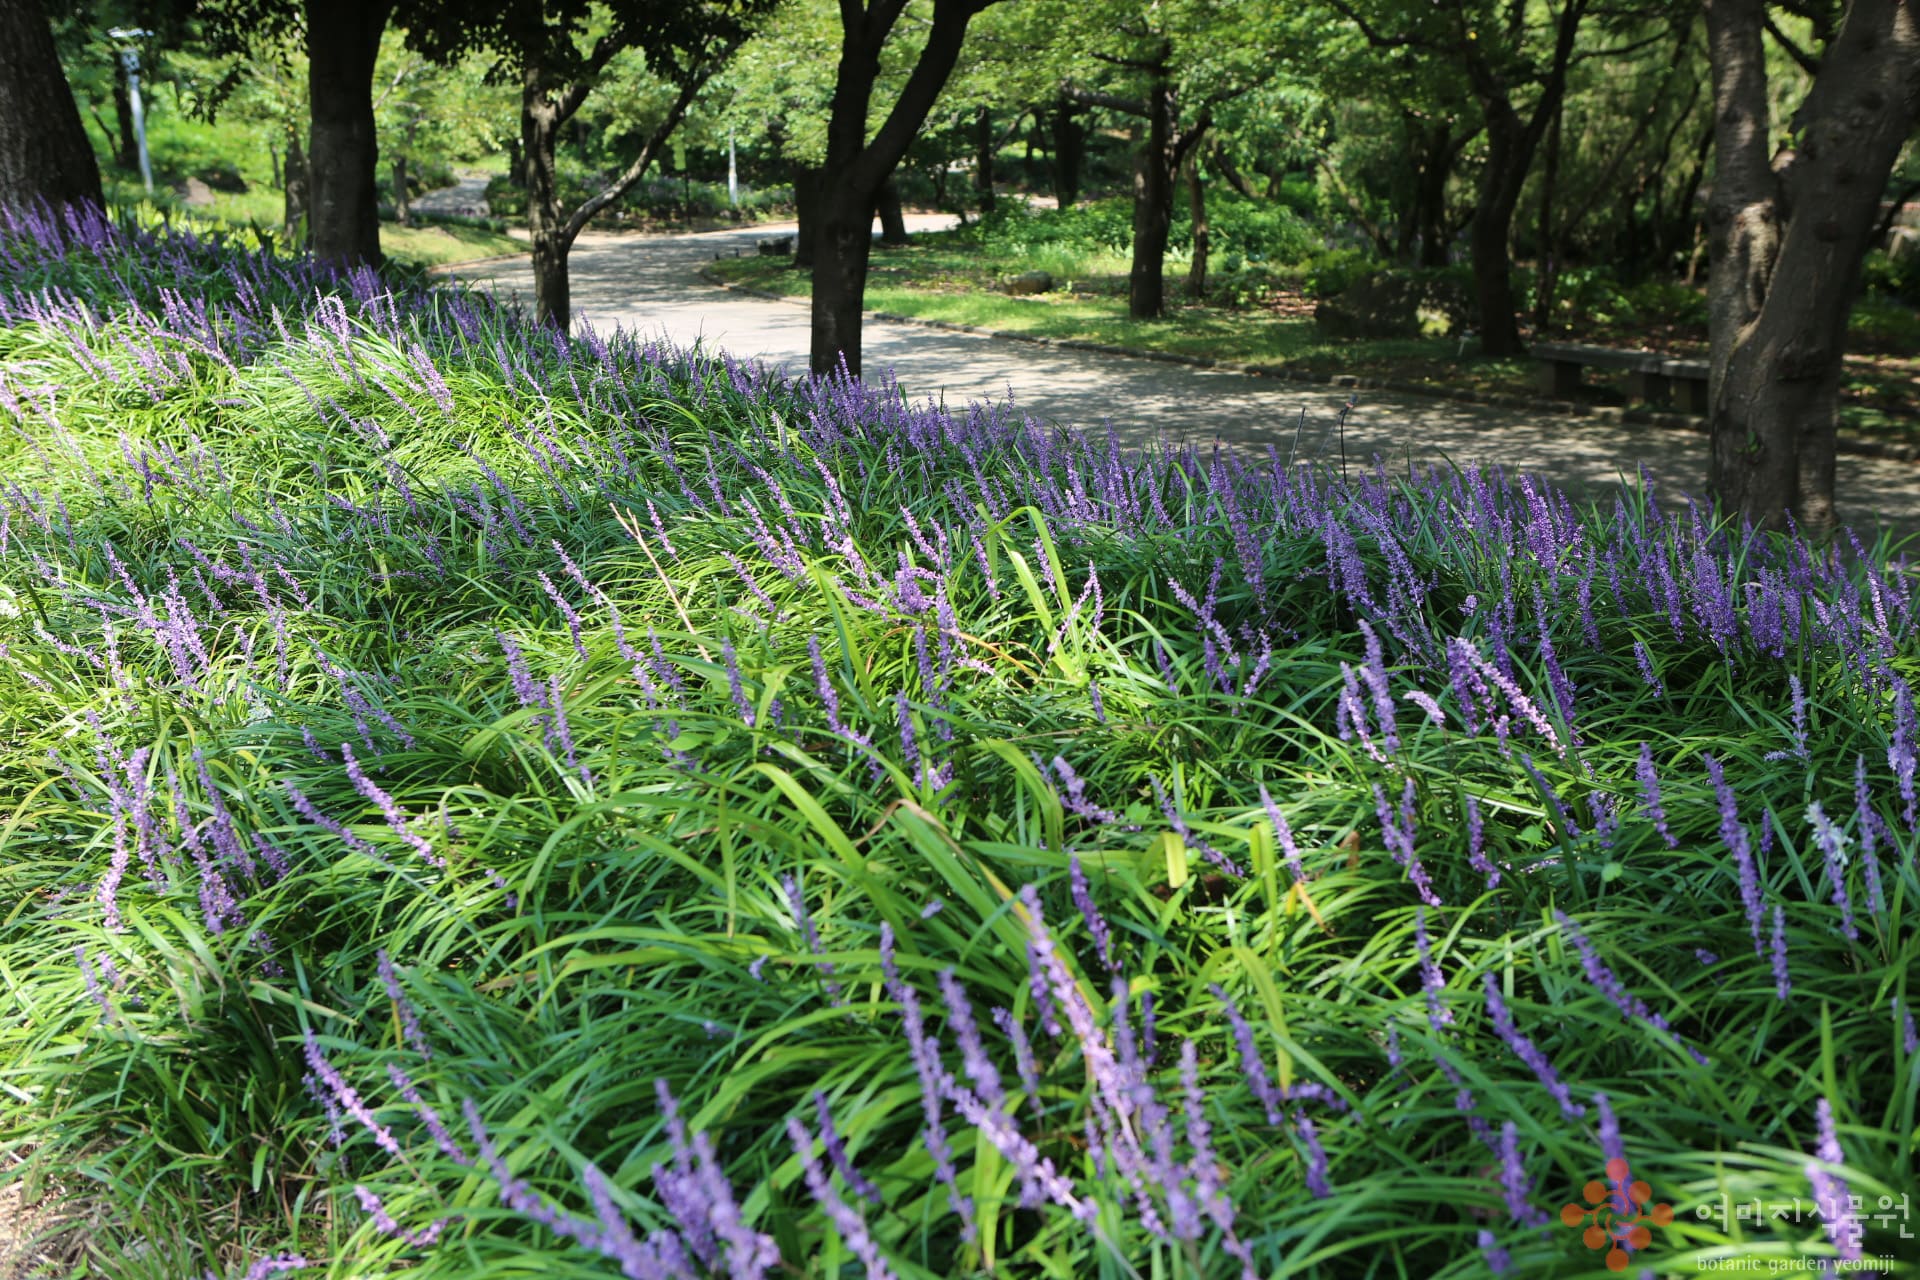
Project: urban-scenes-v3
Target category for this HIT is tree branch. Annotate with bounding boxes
[848,0,1002,194]
[1871,178,1920,247]
[1324,0,1421,49]
[1060,84,1146,117]
[1761,11,1821,75]
[1089,48,1167,71]
[561,61,719,248]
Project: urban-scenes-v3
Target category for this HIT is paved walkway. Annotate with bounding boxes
[411,171,492,220]
[453,218,1920,537]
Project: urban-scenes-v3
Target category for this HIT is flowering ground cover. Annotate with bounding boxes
[0,208,1915,1279]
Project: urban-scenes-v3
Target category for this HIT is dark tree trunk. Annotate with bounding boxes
[1213,147,1257,199]
[522,71,571,328]
[1128,71,1174,320]
[973,106,995,214]
[1049,97,1084,208]
[1129,131,1170,319]
[305,0,391,269]
[111,63,137,170]
[0,0,103,213]
[1410,122,1473,266]
[1453,0,1585,357]
[793,164,819,267]
[1469,104,1535,357]
[876,178,907,243]
[506,137,523,184]
[1703,0,1920,533]
[284,127,309,243]
[1184,151,1208,299]
[809,0,991,378]
[813,192,873,377]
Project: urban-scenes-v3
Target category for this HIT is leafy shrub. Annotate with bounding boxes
[1850,295,1920,352]
[1861,248,1920,306]
[961,193,1317,271]
[1,207,1916,1280]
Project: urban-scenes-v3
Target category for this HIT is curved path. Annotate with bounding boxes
[454,218,1920,537]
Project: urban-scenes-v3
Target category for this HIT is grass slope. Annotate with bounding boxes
[0,208,1916,1280]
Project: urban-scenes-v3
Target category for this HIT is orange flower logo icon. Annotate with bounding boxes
[1560,1158,1674,1271]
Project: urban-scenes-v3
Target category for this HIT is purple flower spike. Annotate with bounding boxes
[722,637,754,728]
[1414,907,1451,1030]
[1258,784,1307,882]
[1636,744,1676,849]
[1294,1112,1332,1200]
[1465,795,1500,890]
[1704,754,1766,956]
[1771,905,1792,1000]
[782,873,842,1003]
[375,950,431,1058]
[787,1116,896,1280]
[1483,976,1584,1118]
[1893,997,1920,1056]
[1805,1099,1865,1267]
[1554,911,1707,1066]
[1807,803,1858,942]
[1497,1122,1550,1227]
[1069,855,1116,972]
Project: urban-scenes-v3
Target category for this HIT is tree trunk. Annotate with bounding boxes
[793,164,819,268]
[973,106,995,214]
[506,137,523,184]
[1050,97,1084,208]
[392,154,409,226]
[1416,150,1452,267]
[1184,151,1208,299]
[809,0,987,377]
[111,62,137,171]
[813,192,873,377]
[1128,73,1174,321]
[876,179,907,243]
[1703,0,1920,533]
[0,0,103,213]
[522,74,571,328]
[284,127,309,243]
[305,0,390,269]
[1468,103,1532,357]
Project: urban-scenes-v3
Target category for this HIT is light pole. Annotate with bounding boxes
[727,130,737,207]
[107,27,154,195]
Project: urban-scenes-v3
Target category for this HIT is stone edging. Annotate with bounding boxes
[696,266,1918,465]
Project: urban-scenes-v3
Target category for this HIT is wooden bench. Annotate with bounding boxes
[1532,341,1709,414]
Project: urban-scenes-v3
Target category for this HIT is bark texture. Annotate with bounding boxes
[0,0,103,213]
[1704,0,1920,533]
[306,0,392,269]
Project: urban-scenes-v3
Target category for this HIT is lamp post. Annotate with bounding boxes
[107,27,153,195]
[727,130,737,207]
